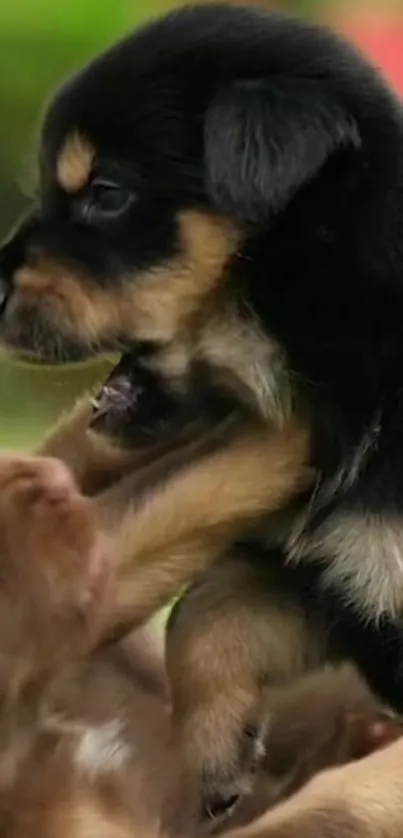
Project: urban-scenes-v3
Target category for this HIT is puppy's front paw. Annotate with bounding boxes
[0,454,110,641]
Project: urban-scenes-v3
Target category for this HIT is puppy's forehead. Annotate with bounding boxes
[40,2,366,197]
[56,132,95,193]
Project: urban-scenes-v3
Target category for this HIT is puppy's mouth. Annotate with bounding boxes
[89,353,191,446]
[89,352,238,448]
[90,354,141,434]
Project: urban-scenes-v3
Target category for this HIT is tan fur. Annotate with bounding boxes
[198,305,293,423]
[167,555,324,793]
[225,663,403,833]
[128,210,239,344]
[13,780,135,838]
[142,308,293,429]
[35,405,403,838]
[37,397,139,494]
[39,396,247,503]
[12,211,238,351]
[225,799,368,838]
[0,454,197,838]
[39,401,313,787]
[288,510,403,621]
[13,259,123,347]
[88,417,311,634]
[57,132,95,193]
[36,379,312,803]
[0,453,401,838]
[139,298,292,426]
[224,736,403,838]
[0,453,109,704]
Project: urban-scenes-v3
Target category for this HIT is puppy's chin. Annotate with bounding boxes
[0,301,104,364]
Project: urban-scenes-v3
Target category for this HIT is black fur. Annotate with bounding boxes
[2,4,403,706]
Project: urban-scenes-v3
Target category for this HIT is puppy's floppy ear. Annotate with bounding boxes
[204,78,360,223]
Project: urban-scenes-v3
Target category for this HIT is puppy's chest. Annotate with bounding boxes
[259,502,403,623]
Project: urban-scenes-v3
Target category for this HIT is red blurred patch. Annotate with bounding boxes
[337,17,403,94]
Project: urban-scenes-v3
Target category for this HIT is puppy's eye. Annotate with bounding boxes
[84,179,134,222]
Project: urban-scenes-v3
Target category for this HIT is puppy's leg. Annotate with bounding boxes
[37,396,137,494]
[0,453,111,698]
[38,391,237,496]
[165,550,325,821]
[228,663,403,830]
[224,735,403,838]
[95,418,311,635]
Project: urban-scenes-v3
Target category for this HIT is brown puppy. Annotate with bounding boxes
[0,453,199,838]
[0,452,400,838]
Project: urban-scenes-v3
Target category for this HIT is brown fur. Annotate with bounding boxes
[0,452,400,838]
[36,398,139,494]
[225,801,368,838]
[168,553,403,817]
[0,453,198,838]
[38,398,311,634]
[36,394,313,805]
[224,734,403,838]
[0,452,109,696]
[94,417,311,633]
[37,395,207,496]
[56,132,95,193]
[167,554,325,807]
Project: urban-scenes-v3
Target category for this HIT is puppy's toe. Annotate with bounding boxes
[0,455,79,514]
[198,718,267,827]
[0,454,106,609]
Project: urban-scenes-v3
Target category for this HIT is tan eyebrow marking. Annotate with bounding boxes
[57,132,95,193]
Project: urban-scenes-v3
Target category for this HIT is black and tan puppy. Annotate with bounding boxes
[2,0,403,814]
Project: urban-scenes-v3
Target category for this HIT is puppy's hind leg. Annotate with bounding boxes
[166,549,325,824]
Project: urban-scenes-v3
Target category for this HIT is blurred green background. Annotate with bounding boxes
[0,0,402,449]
